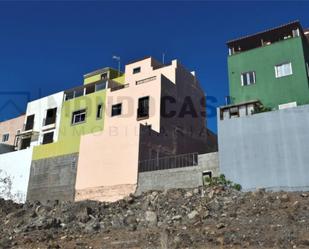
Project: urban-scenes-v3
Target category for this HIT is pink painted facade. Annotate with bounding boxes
[0,115,25,147]
[75,57,216,202]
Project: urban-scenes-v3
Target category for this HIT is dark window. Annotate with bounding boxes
[85,84,95,95]
[97,104,103,119]
[65,91,74,101]
[42,132,54,144]
[25,115,35,131]
[133,67,141,74]
[101,73,108,80]
[137,96,149,119]
[20,137,31,150]
[44,108,57,126]
[95,81,107,91]
[72,109,86,125]
[2,133,9,142]
[74,88,84,98]
[111,104,122,117]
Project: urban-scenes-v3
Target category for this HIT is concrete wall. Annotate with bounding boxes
[27,153,78,202]
[136,152,219,194]
[218,104,309,191]
[0,148,33,203]
[0,144,15,154]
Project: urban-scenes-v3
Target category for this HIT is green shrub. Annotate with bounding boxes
[204,174,242,191]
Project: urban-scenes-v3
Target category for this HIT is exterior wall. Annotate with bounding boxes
[0,144,15,154]
[84,68,120,84]
[75,58,171,202]
[0,115,25,146]
[228,37,309,109]
[136,152,219,194]
[24,92,64,147]
[27,153,78,202]
[218,104,309,191]
[32,89,106,160]
[0,148,33,203]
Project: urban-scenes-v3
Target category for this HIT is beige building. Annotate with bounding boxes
[75,57,217,202]
[0,115,25,149]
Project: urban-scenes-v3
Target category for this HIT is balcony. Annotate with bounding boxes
[64,80,107,101]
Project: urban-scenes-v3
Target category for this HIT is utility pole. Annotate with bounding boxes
[112,55,121,77]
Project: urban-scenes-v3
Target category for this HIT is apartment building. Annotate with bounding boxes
[0,57,217,203]
[218,21,309,191]
[222,20,309,120]
[0,115,25,153]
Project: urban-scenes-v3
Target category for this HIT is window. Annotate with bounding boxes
[137,96,149,119]
[20,137,31,150]
[42,132,54,145]
[111,104,122,117]
[25,114,35,131]
[275,62,293,78]
[241,71,256,86]
[97,104,103,119]
[44,108,57,126]
[95,81,107,91]
[101,73,108,80]
[72,109,86,125]
[2,133,9,142]
[133,67,141,74]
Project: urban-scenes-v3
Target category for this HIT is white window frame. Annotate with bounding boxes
[241,71,256,86]
[2,133,9,142]
[275,62,293,78]
[72,109,86,125]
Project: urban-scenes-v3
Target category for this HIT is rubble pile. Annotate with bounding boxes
[1,183,309,248]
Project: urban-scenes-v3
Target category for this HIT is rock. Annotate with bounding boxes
[184,192,193,198]
[280,194,290,202]
[172,215,182,221]
[145,211,157,226]
[216,223,225,229]
[301,193,308,198]
[188,210,199,220]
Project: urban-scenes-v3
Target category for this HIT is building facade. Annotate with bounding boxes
[227,21,309,110]
[219,21,309,191]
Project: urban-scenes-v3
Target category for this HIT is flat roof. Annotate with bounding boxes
[227,20,303,48]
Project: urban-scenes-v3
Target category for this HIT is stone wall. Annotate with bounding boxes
[27,153,78,202]
[218,104,309,191]
[136,152,219,194]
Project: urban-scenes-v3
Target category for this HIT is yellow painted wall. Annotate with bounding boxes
[32,89,107,160]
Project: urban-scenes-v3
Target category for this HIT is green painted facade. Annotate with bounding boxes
[228,36,309,108]
[32,89,106,160]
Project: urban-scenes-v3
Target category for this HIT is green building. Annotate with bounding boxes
[227,21,309,109]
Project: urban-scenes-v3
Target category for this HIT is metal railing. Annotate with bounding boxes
[138,152,198,172]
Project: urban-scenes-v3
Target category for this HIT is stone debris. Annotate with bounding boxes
[0,185,309,248]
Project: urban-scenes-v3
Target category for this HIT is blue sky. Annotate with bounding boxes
[0,1,308,132]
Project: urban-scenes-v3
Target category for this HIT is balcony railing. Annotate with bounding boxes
[138,152,198,172]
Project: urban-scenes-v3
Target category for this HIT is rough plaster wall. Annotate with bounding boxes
[75,184,137,203]
[0,148,33,203]
[136,152,219,194]
[218,105,309,191]
[27,153,78,202]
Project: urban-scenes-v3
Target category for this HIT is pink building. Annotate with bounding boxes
[75,57,217,202]
[0,115,25,149]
